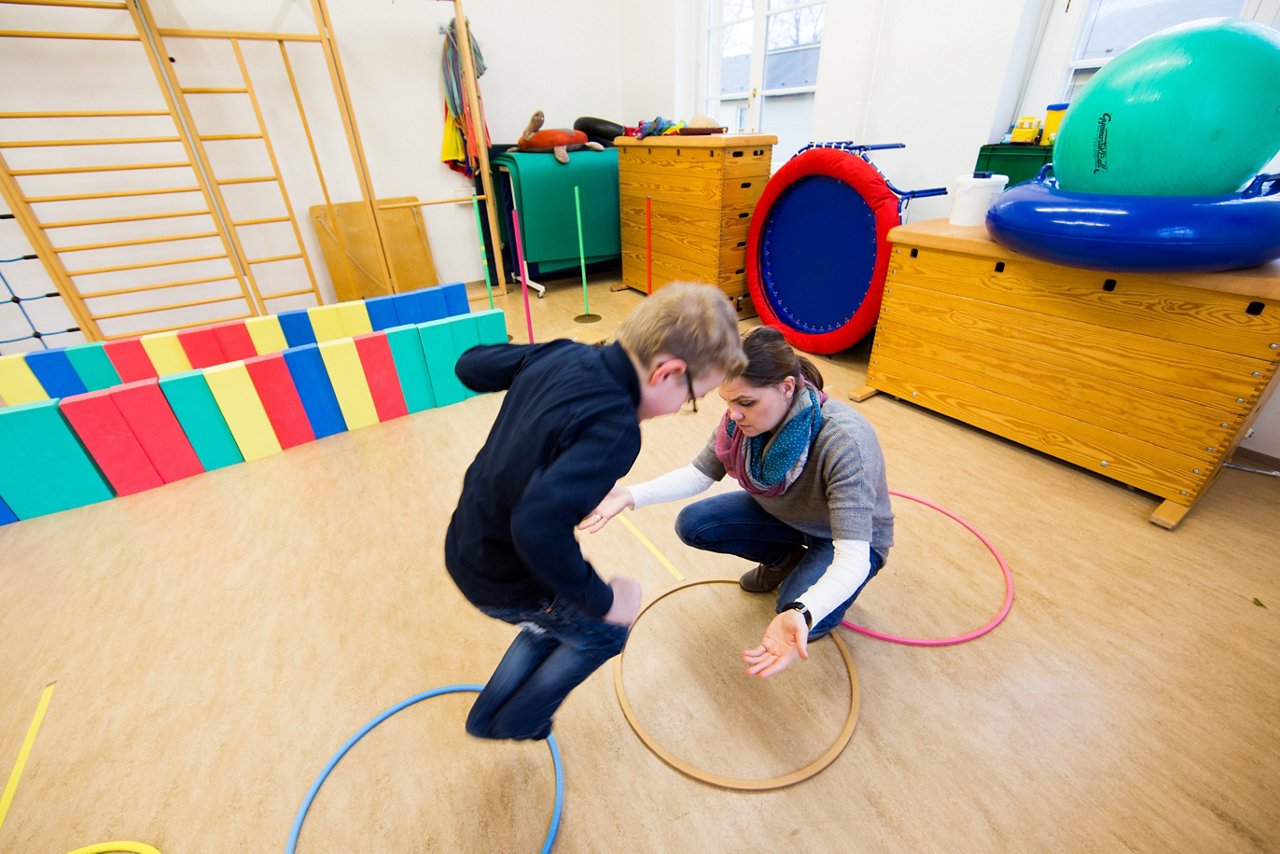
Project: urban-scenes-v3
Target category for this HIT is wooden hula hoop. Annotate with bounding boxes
[613,578,860,791]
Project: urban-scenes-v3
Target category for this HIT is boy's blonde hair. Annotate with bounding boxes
[615,282,746,379]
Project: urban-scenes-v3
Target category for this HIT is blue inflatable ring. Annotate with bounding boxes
[986,167,1280,274]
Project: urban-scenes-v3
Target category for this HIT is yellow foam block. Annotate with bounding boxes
[0,353,49,405]
[318,338,378,430]
[203,361,282,461]
[307,304,347,343]
[337,301,373,337]
[139,331,192,375]
[245,315,287,354]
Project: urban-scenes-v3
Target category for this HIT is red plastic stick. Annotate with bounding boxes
[645,196,653,295]
[510,209,535,343]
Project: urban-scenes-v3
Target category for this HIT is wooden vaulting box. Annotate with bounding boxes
[615,134,775,300]
[856,220,1280,529]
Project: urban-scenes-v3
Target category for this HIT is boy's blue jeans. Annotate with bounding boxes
[467,596,629,741]
[675,492,885,639]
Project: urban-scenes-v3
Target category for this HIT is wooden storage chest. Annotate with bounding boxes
[615,134,775,300]
[854,219,1280,528]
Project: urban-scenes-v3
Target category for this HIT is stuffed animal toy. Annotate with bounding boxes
[510,110,604,163]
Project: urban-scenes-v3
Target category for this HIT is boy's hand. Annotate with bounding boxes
[602,576,642,626]
[578,487,635,533]
[743,610,809,678]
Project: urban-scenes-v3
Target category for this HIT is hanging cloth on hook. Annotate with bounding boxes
[441,17,490,178]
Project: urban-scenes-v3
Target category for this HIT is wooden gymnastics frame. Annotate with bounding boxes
[0,0,506,343]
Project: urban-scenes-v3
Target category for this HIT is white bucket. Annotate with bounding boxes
[947,173,1009,226]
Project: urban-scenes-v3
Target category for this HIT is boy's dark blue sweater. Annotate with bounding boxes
[444,340,642,618]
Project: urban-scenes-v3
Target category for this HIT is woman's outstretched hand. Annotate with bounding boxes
[578,486,634,533]
[743,609,809,678]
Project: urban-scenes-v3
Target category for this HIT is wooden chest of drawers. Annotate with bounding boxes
[615,134,774,300]
[853,219,1280,528]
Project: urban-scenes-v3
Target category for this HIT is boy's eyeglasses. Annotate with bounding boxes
[684,371,698,413]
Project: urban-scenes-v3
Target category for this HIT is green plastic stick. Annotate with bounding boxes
[471,195,495,309]
[574,185,589,314]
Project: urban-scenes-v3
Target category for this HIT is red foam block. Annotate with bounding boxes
[353,332,408,421]
[244,353,315,449]
[109,379,203,483]
[103,339,158,382]
[209,320,257,361]
[60,389,163,496]
[177,327,226,369]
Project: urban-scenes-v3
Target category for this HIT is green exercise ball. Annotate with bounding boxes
[1054,17,1280,196]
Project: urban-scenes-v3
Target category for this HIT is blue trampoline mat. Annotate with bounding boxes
[759,175,877,334]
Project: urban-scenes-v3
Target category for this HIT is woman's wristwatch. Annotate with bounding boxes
[780,601,812,629]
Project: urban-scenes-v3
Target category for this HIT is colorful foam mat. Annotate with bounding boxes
[0,286,496,523]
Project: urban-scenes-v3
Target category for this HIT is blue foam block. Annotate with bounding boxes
[417,287,448,322]
[364,295,401,331]
[391,292,424,325]
[282,344,347,439]
[278,309,318,347]
[440,281,470,316]
[0,495,16,526]
[24,349,87,397]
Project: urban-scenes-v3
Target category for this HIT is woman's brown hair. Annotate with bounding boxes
[736,326,824,390]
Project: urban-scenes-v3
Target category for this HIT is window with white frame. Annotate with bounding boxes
[705,0,824,163]
[1021,0,1280,125]
[1065,0,1255,101]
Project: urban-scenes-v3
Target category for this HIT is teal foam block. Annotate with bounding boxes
[447,315,482,399]
[159,371,244,471]
[385,324,436,413]
[472,309,509,345]
[417,319,467,406]
[64,342,122,391]
[0,399,113,519]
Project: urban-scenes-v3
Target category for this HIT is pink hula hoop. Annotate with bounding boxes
[840,490,1014,647]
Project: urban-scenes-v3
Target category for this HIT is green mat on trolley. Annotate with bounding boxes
[490,148,620,278]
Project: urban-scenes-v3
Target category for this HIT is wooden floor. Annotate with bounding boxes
[2,275,1278,852]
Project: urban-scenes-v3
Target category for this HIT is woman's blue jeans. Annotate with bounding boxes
[467,596,629,741]
[675,491,884,638]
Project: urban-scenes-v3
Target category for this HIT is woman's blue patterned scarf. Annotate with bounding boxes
[714,381,827,497]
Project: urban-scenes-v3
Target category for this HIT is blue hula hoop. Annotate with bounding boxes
[286,684,564,853]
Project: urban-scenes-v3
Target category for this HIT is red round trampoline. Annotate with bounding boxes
[746,143,943,354]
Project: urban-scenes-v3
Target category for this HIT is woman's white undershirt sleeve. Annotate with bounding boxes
[626,465,715,509]
[798,539,871,627]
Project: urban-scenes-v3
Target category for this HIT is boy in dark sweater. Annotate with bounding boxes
[445,283,745,740]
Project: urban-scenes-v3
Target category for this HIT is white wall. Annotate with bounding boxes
[807,0,1043,223]
[1,0,1277,456]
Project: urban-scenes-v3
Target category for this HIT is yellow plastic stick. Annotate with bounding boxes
[618,515,685,581]
[0,682,55,832]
